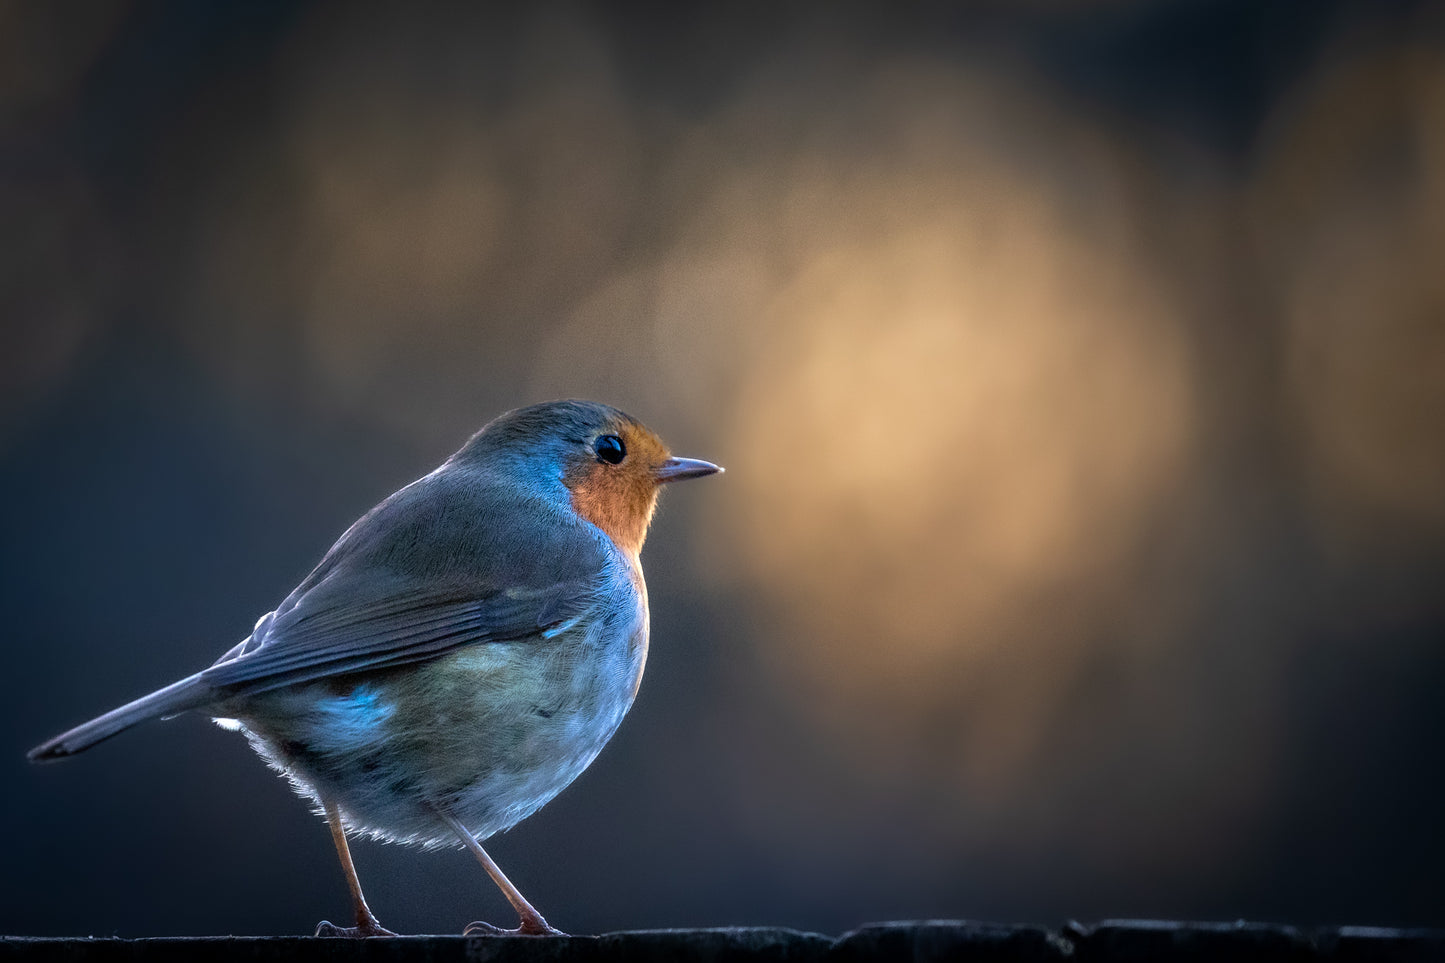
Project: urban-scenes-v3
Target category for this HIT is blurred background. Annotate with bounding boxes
[3,0,1444,938]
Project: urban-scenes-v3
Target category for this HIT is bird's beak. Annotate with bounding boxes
[655,456,723,484]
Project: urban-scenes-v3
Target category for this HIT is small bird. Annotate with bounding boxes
[29,400,721,937]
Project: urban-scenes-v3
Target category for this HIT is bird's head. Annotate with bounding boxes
[459,400,722,559]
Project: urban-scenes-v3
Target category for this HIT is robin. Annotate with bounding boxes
[28,399,722,937]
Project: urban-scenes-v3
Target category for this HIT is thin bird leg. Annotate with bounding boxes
[435,808,564,936]
[313,801,396,938]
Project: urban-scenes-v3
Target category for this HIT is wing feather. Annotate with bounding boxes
[201,582,597,696]
[197,467,613,698]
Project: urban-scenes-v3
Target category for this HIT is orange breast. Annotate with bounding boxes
[568,462,659,560]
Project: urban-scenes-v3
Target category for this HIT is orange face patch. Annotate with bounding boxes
[564,421,672,560]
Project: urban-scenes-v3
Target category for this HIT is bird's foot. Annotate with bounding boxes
[315,916,398,938]
[463,914,565,937]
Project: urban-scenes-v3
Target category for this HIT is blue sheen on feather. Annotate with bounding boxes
[316,684,395,744]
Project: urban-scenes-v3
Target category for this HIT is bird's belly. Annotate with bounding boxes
[232,625,647,847]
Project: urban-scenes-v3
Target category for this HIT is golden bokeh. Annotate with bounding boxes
[1255,42,1445,546]
[662,65,1197,791]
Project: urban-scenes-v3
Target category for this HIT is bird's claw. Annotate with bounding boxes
[463,916,565,937]
[315,918,398,938]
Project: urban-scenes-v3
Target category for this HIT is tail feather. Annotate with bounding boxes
[28,673,216,762]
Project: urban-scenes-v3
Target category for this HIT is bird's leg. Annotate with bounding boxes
[434,808,565,936]
[313,801,397,938]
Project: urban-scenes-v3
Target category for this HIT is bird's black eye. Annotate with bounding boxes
[594,434,626,465]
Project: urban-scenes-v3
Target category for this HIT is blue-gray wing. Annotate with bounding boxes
[201,581,597,697]
[199,466,610,697]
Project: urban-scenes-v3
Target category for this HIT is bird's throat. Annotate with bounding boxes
[567,476,657,560]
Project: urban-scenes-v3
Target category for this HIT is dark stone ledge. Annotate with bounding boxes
[2,921,1442,962]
